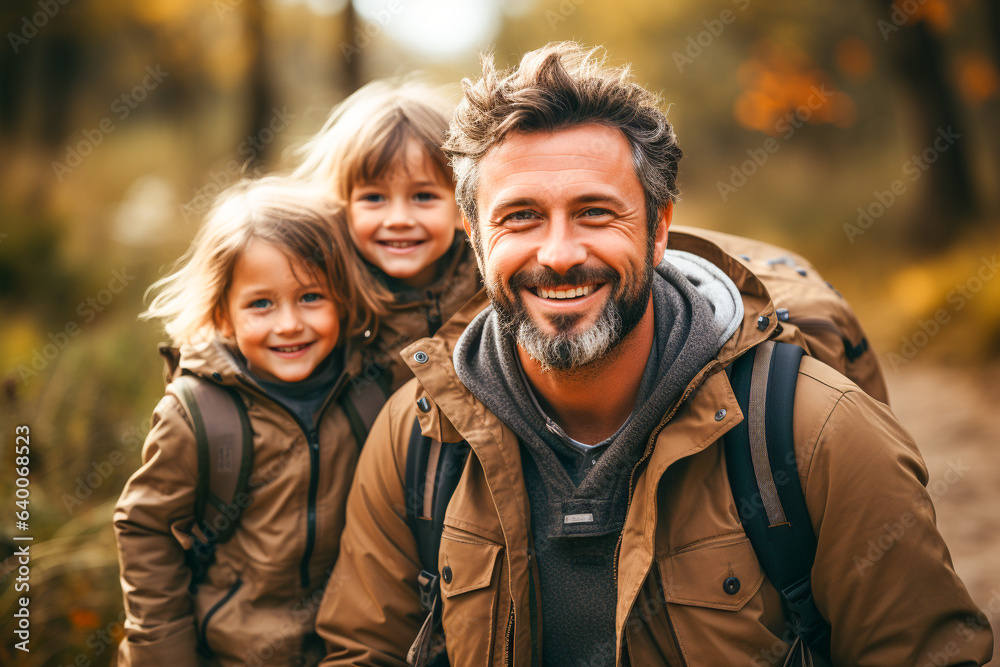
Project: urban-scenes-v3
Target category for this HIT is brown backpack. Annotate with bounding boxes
[675,226,888,404]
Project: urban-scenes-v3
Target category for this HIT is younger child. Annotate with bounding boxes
[113,176,385,667]
[292,80,483,393]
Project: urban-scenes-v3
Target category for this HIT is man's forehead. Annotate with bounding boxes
[482,123,631,172]
[477,124,638,208]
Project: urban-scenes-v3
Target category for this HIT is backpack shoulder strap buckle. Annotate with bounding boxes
[417,569,441,613]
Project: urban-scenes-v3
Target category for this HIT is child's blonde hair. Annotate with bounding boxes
[291,79,457,203]
[142,176,386,346]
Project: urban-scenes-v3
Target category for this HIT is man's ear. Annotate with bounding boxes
[653,201,673,262]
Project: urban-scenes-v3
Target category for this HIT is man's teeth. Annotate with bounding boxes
[537,285,595,300]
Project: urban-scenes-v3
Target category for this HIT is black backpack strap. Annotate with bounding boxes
[172,375,254,588]
[341,367,391,449]
[724,341,832,658]
[404,416,470,667]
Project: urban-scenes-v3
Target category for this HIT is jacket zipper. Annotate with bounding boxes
[234,372,348,589]
[197,578,243,656]
[301,428,321,587]
[785,316,842,337]
[503,603,515,667]
[611,366,720,661]
[425,290,443,337]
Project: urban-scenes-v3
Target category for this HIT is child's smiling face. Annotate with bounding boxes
[348,140,459,287]
[219,240,341,383]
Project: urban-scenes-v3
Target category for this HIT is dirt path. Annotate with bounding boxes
[883,360,1000,663]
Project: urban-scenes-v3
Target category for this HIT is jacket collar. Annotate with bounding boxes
[162,336,365,396]
[403,229,777,446]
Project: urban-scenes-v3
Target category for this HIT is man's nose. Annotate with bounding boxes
[536,216,587,275]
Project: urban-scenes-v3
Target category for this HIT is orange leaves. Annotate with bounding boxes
[955,54,999,106]
[733,41,855,135]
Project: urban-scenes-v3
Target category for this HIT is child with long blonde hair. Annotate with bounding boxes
[292,79,483,393]
[114,176,386,667]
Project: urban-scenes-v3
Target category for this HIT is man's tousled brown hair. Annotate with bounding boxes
[444,42,683,235]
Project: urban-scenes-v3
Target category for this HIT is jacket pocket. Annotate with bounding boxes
[438,529,503,665]
[657,535,789,663]
[197,577,243,657]
[659,535,763,611]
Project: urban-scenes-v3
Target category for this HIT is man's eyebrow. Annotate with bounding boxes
[490,197,538,213]
[574,193,628,208]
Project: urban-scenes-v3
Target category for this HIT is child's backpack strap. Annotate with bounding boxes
[171,375,254,586]
[724,340,832,661]
[404,416,469,667]
[339,369,391,449]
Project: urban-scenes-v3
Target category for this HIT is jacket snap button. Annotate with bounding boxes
[413,351,429,364]
[714,409,726,421]
[442,566,453,584]
[723,576,741,595]
[212,372,222,381]
[757,315,769,331]
[416,397,431,413]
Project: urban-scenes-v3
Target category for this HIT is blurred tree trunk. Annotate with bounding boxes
[987,2,1000,75]
[870,0,976,252]
[244,0,274,170]
[342,1,362,93]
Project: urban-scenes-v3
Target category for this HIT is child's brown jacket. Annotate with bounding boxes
[364,233,482,393]
[114,339,369,667]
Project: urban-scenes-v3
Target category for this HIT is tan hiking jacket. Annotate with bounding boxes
[316,232,993,666]
[114,339,369,667]
[364,234,482,394]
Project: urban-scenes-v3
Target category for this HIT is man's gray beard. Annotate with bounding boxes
[513,300,622,371]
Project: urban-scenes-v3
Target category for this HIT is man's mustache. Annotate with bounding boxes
[507,265,619,293]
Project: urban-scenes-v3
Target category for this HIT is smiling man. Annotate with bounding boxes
[316,43,993,667]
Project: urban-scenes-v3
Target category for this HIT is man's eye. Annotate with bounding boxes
[249,298,271,309]
[506,210,538,222]
[582,207,612,217]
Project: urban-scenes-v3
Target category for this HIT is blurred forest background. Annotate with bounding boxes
[1,0,999,664]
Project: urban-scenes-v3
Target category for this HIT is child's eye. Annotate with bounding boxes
[300,292,325,303]
[413,192,438,203]
[359,193,385,203]
[248,298,272,309]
